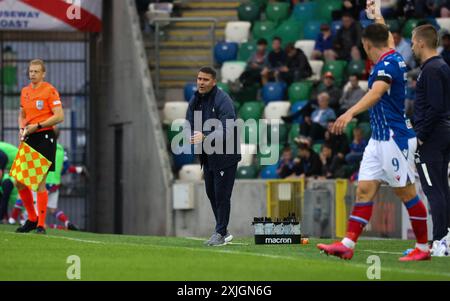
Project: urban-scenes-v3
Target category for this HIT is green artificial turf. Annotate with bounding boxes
[1,225,449,281]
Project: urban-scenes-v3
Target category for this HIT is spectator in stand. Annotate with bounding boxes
[239,38,268,87]
[345,127,367,165]
[349,46,370,79]
[282,72,342,123]
[323,118,349,176]
[405,73,418,120]
[312,24,336,60]
[300,92,336,141]
[319,143,335,179]
[288,142,322,178]
[426,0,450,17]
[338,74,365,116]
[397,0,422,18]
[311,71,342,112]
[332,12,362,61]
[392,30,416,69]
[320,142,348,179]
[440,33,450,66]
[261,36,287,85]
[279,43,312,85]
[332,0,365,20]
[276,146,295,179]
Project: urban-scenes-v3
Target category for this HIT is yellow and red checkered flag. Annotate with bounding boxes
[9,142,52,191]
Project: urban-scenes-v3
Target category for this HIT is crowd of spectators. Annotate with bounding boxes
[239,0,450,180]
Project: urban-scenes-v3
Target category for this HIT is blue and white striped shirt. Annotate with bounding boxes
[368,50,415,144]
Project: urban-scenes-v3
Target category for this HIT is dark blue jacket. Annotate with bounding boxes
[414,56,450,142]
[186,86,241,171]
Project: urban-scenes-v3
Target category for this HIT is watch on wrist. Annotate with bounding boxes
[37,123,42,129]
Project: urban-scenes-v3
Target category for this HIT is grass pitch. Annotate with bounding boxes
[0,224,449,281]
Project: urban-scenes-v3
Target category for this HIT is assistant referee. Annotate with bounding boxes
[411,25,450,242]
[15,59,64,235]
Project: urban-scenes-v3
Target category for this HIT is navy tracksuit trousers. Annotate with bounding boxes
[415,127,450,241]
[203,163,237,236]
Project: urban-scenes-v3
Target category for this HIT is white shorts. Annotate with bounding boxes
[358,133,417,188]
[47,190,59,209]
[31,190,59,209]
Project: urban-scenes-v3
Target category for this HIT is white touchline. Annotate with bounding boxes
[421,163,433,186]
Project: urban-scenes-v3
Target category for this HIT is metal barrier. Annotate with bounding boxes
[151,17,217,98]
[266,178,305,220]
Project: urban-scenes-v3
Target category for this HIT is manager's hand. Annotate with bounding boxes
[190,131,204,144]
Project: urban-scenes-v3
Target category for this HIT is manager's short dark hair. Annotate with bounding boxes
[198,66,216,79]
[362,23,389,48]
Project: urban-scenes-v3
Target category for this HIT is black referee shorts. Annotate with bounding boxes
[24,129,57,172]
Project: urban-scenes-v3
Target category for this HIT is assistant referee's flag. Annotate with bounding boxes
[9,142,52,192]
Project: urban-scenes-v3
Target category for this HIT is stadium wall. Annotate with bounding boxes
[90,0,173,235]
[173,179,432,239]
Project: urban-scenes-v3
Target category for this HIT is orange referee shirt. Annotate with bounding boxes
[20,82,62,132]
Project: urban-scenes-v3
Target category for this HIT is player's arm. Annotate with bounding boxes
[368,0,395,49]
[332,81,390,134]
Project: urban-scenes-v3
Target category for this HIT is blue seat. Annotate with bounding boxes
[262,82,286,104]
[260,164,279,179]
[214,41,239,65]
[291,2,318,23]
[184,82,197,101]
[172,144,195,170]
[331,20,342,36]
[303,20,325,40]
[290,100,308,123]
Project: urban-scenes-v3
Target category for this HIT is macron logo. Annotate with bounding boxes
[265,237,292,244]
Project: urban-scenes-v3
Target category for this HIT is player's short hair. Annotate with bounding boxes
[413,24,439,49]
[29,59,46,72]
[198,66,216,79]
[362,23,389,48]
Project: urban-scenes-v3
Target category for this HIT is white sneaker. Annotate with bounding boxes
[224,231,233,243]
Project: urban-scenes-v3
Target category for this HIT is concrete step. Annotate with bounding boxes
[164,29,224,41]
[159,49,211,56]
[157,40,214,48]
[151,60,211,68]
[152,69,198,81]
[180,2,240,9]
[148,49,211,62]
[181,10,237,19]
[159,80,188,89]
[172,21,227,29]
